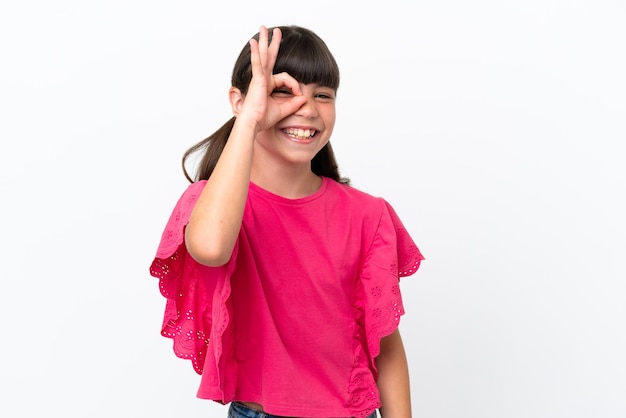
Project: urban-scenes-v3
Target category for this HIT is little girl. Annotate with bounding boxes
[149,25,424,418]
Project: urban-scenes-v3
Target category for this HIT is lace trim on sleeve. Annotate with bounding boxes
[383,200,424,277]
[361,200,424,361]
[148,181,220,374]
[150,246,219,374]
[348,199,424,416]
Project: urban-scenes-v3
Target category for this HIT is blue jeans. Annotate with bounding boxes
[228,401,377,418]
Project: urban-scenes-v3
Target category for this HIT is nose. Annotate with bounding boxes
[294,95,318,118]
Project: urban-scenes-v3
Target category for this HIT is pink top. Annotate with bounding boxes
[149,177,424,418]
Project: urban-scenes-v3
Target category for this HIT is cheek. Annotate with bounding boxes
[317,131,332,153]
[323,109,336,131]
[326,111,336,132]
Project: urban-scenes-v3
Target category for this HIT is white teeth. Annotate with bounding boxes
[284,128,316,139]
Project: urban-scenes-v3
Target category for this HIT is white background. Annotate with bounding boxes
[1,1,625,417]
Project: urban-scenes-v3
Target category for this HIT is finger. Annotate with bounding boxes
[257,25,269,68]
[277,95,308,119]
[249,37,260,73]
[272,72,303,96]
[266,27,282,72]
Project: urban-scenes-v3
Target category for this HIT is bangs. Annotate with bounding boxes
[231,26,340,94]
[272,28,340,90]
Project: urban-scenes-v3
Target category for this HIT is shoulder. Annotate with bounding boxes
[153,180,207,259]
[325,178,386,210]
[169,180,207,211]
[325,179,415,242]
[325,179,393,228]
[183,180,207,199]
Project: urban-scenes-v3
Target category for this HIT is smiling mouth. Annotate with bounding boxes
[282,128,317,140]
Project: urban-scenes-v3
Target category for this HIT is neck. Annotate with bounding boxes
[251,165,322,199]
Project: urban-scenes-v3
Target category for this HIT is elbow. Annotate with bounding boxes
[184,227,233,267]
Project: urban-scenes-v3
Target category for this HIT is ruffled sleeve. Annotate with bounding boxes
[348,199,424,416]
[360,199,424,364]
[149,180,232,375]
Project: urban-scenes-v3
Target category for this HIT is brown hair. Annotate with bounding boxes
[182,25,350,185]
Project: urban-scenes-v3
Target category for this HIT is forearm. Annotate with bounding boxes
[185,26,304,267]
[185,117,256,266]
[375,329,412,418]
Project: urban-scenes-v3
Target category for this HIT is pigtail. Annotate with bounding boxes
[182,117,236,182]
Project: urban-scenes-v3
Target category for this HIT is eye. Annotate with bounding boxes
[315,91,335,101]
[272,88,294,97]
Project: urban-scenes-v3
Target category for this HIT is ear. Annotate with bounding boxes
[229,87,245,116]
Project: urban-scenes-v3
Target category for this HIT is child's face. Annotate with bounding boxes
[255,83,336,167]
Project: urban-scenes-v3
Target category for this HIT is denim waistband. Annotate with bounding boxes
[227,401,377,418]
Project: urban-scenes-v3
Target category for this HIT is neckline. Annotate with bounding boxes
[249,176,328,204]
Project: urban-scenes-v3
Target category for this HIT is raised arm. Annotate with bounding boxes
[184,26,306,266]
